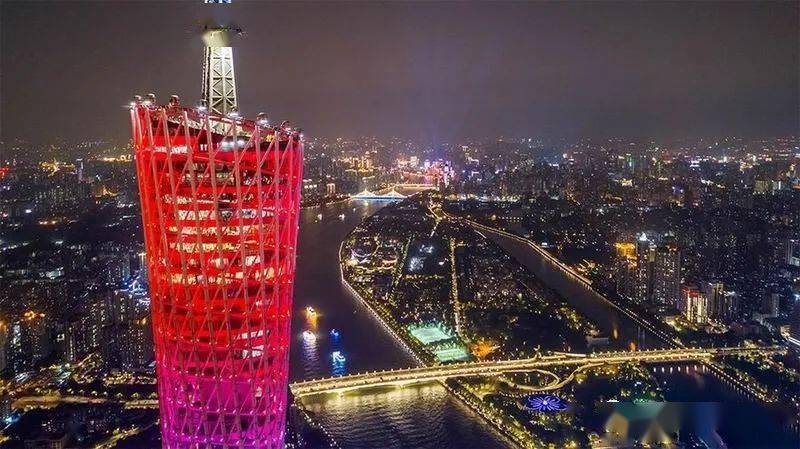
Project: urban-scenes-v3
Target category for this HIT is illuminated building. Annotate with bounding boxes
[754,178,770,194]
[119,315,153,370]
[651,241,680,306]
[129,1,303,445]
[719,291,739,323]
[630,234,681,306]
[75,309,103,356]
[11,311,50,371]
[56,320,78,363]
[789,293,800,348]
[0,322,8,372]
[131,100,302,446]
[703,281,737,323]
[613,242,637,299]
[761,292,781,318]
[679,285,708,324]
[634,233,653,303]
[787,238,800,267]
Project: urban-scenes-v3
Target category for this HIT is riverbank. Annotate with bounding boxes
[332,202,528,447]
[290,200,509,448]
[455,215,793,406]
[337,255,522,448]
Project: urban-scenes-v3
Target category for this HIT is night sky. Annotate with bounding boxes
[1,1,798,145]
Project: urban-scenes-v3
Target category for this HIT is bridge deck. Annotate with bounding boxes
[289,346,782,397]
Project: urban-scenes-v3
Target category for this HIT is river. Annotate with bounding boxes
[290,200,508,449]
[480,226,661,350]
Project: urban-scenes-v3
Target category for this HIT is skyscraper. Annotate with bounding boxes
[703,281,733,323]
[634,233,653,303]
[613,242,637,300]
[679,285,708,325]
[651,242,681,306]
[130,4,303,446]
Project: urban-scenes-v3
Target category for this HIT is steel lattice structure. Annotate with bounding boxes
[131,102,303,448]
[201,45,237,116]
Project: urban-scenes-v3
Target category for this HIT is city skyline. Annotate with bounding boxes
[0,2,799,448]
[2,1,798,146]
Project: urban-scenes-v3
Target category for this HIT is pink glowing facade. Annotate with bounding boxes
[131,101,303,448]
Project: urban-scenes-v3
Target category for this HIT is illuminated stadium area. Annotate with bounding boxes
[430,344,471,362]
[408,322,453,344]
[408,322,470,362]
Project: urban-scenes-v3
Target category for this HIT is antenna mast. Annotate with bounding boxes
[201,0,238,115]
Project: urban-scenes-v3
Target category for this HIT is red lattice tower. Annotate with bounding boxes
[130,100,302,448]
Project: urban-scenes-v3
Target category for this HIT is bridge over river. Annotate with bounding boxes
[290,346,781,397]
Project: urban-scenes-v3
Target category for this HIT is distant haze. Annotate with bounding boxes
[1,1,798,145]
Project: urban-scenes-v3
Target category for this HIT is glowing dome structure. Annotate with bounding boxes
[523,394,568,413]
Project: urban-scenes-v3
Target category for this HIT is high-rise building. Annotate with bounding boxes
[56,320,78,363]
[0,321,9,373]
[119,315,153,370]
[786,238,800,267]
[630,234,681,307]
[651,242,680,306]
[10,311,51,371]
[634,233,653,303]
[789,293,800,348]
[703,281,728,322]
[613,242,637,300]
[129,7,303,445]
[679,285,708,324]
[762,292,781,318]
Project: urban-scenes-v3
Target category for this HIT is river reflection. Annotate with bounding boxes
[301,383,508,449]
[651,363,799,447]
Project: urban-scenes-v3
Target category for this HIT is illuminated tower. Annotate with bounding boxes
[201,21,238,116]
[129,2,303,445]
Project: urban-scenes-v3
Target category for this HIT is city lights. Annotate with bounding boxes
[0,1,798,448]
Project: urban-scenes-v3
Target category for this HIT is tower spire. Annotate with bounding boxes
[201,0,239,115]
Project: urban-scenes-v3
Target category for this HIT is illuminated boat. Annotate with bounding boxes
[331,351,346,363]
[302,330,316,343]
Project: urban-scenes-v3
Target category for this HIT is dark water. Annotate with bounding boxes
[484,227,660,349]
[651,363,799,448]
[290,200,508,448]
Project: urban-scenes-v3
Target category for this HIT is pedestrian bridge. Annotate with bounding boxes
[289,346,782,397]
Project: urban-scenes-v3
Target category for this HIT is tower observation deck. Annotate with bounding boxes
[129,1,303,447]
